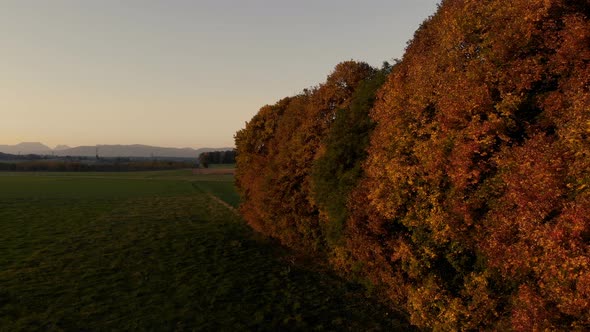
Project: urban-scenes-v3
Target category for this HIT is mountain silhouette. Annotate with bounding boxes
[0,143,233,158]
[0,142,52,155]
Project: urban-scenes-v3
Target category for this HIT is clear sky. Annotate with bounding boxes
[0,0,440,149]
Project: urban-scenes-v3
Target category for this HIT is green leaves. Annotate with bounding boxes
[235,62,375,252]
[311,67,389,247]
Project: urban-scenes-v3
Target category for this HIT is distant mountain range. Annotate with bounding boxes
[0,142,52,155]
[0,142,232,158]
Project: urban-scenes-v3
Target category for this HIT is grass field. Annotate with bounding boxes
[0,170,411,331]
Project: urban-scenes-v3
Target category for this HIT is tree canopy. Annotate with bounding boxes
[235,1,590,329]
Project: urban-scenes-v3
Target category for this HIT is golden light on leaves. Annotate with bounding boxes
[236,0,590,329]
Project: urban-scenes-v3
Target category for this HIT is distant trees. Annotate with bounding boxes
[198,152,209,168]
[0,160,194,172]
[0,152,43,161]
[235,0,590,330]
[198,150,236,168]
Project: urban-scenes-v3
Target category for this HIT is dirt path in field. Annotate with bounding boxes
[205,192,238,215]
[188,181,239,215]
[207,193,240,215]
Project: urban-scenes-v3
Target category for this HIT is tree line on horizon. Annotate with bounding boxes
[0,160,195,172]
[198,150,236,168]
[235,0,590,330]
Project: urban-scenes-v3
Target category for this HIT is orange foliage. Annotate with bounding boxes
[352,0,590,329]
[236,0,589,330]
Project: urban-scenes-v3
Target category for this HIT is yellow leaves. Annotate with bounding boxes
[237,0,590,330]
[495,93,522,117]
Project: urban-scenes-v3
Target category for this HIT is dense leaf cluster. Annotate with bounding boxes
[236,0,590,330]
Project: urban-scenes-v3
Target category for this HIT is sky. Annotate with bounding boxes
[0,0,440,149]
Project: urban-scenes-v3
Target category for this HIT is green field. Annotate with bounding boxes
[0,170,411,331]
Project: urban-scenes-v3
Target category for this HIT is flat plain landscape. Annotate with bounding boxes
[0,170,411,331]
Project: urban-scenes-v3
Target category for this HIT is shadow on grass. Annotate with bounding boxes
[0,174,415,331]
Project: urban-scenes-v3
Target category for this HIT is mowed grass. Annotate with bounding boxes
[0,171,411,331]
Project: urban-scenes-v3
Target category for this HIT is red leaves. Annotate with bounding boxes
[353,0,590,330]
[236,0,590,330]
[512,284,554,331]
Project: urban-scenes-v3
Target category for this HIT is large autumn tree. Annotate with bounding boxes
[347,0,590,330]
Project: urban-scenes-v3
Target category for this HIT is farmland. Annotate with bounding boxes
[0,170,410,331]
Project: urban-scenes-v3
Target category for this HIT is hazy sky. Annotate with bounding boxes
[1,0,439,149]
